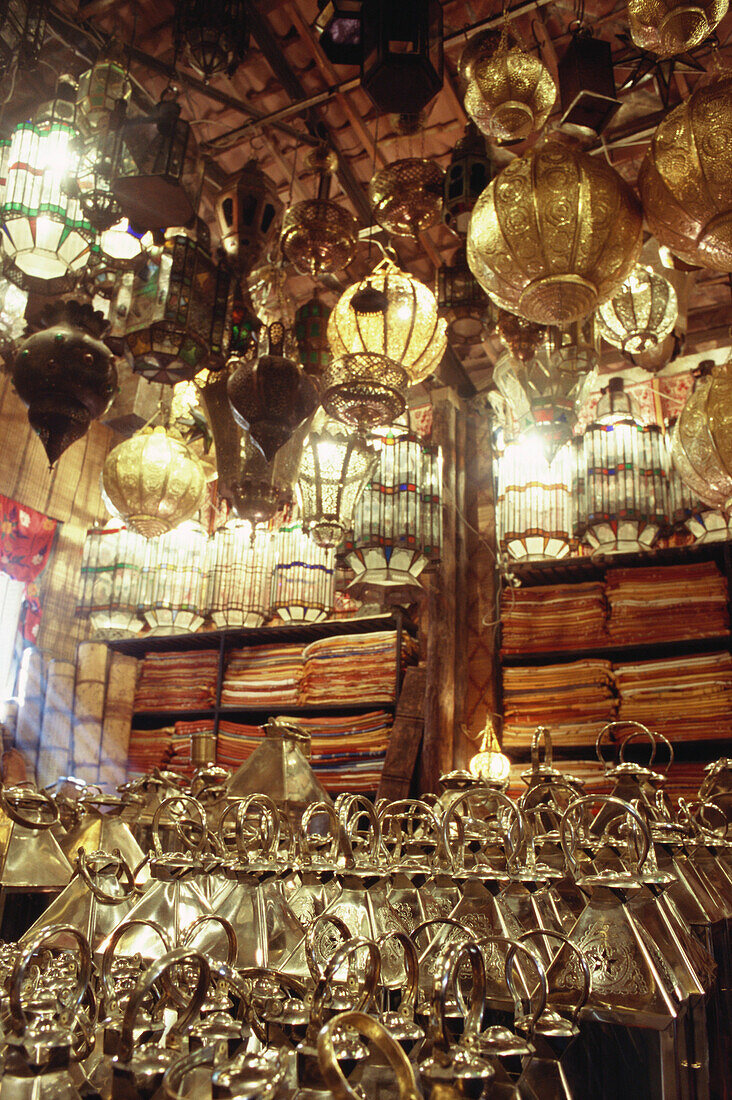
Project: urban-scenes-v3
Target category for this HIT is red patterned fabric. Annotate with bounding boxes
[0,495,57,641]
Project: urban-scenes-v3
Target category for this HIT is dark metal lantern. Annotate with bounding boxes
[295,296,332,378]
[0,0,46,79]
[557,31,621,136]
[175,0,250,82]
[444,123,492,236]
[216,161,282,276]
[360,0,443,115]
[316,0,363,65]
[437,245,495,345]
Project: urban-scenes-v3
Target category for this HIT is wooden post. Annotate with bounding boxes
[377,667,427,800]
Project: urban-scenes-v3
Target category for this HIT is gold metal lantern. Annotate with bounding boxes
[321,352,408,430]
[327,259,447,386]
[281,147,358,276]
[595,263,678,356]
[368,158,445,239]
[639,72,732,273]
[102,424,207,538]
[671,361,732,511]
[467,39,556,144]
[467,139,643,325]
[628,0,727,59]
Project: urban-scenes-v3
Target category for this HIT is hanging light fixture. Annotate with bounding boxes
[671,359,732,520]
[628,0,727,58]
[174,0,249,83]
[321,351,407,431]
[102,424,207,538]
[443,122,493,236]
[207,520,276,628]
[595,264,678,358]
[76,43,131,133]
[368,158,445,239]
[665,427,732,543]
[315,1,363,65]
[468,717,511,784]
[296,410,377,547]
[0,0,46,78]
[75,127,125,233]
[495,436,575,561]
[437,245,496,347]
[0,274,28,362]
[467,139,643,325]
[281,146,358,276]
[557,28,620,136]
[139,521,210,635]
[465,27,556,144]
[360,0,443,114]
[294,295,332,379]
[1,75,94,281]
[216,161,282,276]
[327,258,448,386]
[76,524,147,638]
[270,519,336,622]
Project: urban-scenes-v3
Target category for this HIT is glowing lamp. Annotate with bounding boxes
[296,411,377,548]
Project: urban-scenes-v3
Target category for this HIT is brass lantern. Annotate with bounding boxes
[321,351,407,430]
[467,35,556,144]
[628,0,727,58]
[437,245,495,346]
[174,0,249,82]
[467,139,643,325]
[639,72,732,273]
[360,0,443,115]
[368,158,444,239]
[216,161,282,276]
[281,147,358,276]
[296,410,378,547]
[671,361,732,512]
[595,263,678,357]
[443,123,493,235]
[102,424,207,538]
[327,259,447,386]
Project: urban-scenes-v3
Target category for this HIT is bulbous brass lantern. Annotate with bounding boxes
[368,158,445,238]
[322,351,407,430]
[628,0,727,59]
[467,139,643,325]
[467,40,556,144]
[671,361,732,511]
[595,263,678,356]
[281,147,358,276]
[639,73,732,273]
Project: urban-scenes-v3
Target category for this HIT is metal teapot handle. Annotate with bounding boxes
[312,938,382,1029]
[161,1044,216,1100]
[377,931,419,1009]
[117,948,210,1062]
[305,913,353,982]
[0,784,59,829]
[503,939,549,1040]
[441,788,525,871]
[619,729,674,771]
[338,794,382,862]
[237,793,281,862]
[431,939,485,1053]
[517,930,590,1026]
[151,795,207,857]
[10,924,93,1035]
[559,795,651,878]
[77,849,136,905]
[300,800,341,864]
[182,915,238,967]
[100,918,173,1010]
[317,1010,421,1100]
[595,721,656,771]
[531,726,554,770]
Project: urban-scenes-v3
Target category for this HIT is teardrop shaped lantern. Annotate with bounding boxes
[628,0,727,58]
[671,361,732,512]
[467,139,643,324]
[595,263,678,357]
[368,158,445,239]
[466,33,556,144]
[281,147,358,276]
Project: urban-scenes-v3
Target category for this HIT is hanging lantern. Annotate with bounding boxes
[207,521,275,628]
[97,218,154,271]
[443,122,493,236]
[139,521,209,635]
[671,360,732,515]
[281,147,358,275]
[360,0,443,114]
[1,76,94,281]
[316,0,363,64]
[665,427,731,542]
[102,424,207,538]
[216,161,282,275]
[557,29,620,136]
[227,321,319,461]
[368,158,445,239]
[271,519,336,622]
[294,296,332,378]
[111,97,203,230]
[496,310,545,362]
[628,0,727,58]
[322,352,407,431]
[0,0,46,78]
[296,410,377,547]
[437,245,495,346]
[595,264,678,357]
[639,73,732,273]
[0,275,28,362]
[76,44,131,133]
[327,258,447,386]
[110,220,232,383]
[75,128,124,232]
[174,0,249,82]
[345,424,442,595]
[12,300,117,466]
[468,139,643,325]
[466,31,556,144]
[495,436,575,560]
[458,29,501,84]
[76,524,147,638]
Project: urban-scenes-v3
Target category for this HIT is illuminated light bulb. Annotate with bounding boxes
[469,717,511,784]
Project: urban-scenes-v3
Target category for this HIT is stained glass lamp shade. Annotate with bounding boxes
[207,520,276,628]
[270,520,336,623]
[1,80,94,280]
[77,524,147,638]
[76,51,131,133]
[296,412,377,548]
[495,437,575,561]
[140,521,210,635]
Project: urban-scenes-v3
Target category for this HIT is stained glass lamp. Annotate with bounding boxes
[140,521,210,635]
[0,0,46,79]
[495,437,575,561]
[76,524,147,638]
[270,519,336,623]
[296,411,377,548]
[207,520,276,628]
[76,46,131,134]
[1,76,94,280]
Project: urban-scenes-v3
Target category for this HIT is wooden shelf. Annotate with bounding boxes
[505,738,731,761]
[131,701,398,729]
[501,634,731,667]
[504,541,731,588]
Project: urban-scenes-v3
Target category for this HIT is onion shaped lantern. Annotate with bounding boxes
[596,263,678,357]
[671,361,732,513]
[216,161,282,276]
[467,139,643,325]
[102,424,207,538]
[327,259,447,386]
[1,77,94,281]
[322,352,407,431]
[467,37,556,144]
[368,158,445,239]
[77,524,147,638]
[639,73,732,273]
[281,147,357,276]
[174,0,249,82]
[628,0,727,58]
[296,411,378,547]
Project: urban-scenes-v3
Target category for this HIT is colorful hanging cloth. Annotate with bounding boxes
[0,494,57,641]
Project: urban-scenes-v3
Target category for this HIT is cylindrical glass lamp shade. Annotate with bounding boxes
[76,54,131,133]
[207,521,276,628]
[77,525,147,638]
[270,520,336,623]
[140,521,210,635]
[296,414,378,548]
[496,438,575,560]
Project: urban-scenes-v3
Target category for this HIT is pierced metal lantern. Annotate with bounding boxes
[443,123,492,236]
[557,30,620,136]
[75,129,124,232]
[281,147,358,275]
[628,0,727,58]
[671,360,732,514]
[102,425,207,538]
[665,428,730,542]
[468,139,643,325]
[437,245,495,346]
[1,77,94,281]
[111,98,203,230]
[216,161,282,276]
[296,411,377,547]
[322,351,407,430]
[0,0,46,79]
[369,158,444,239]
[327,259,447,386]
[495,437,575,561]
[316,0,363,65]
[227,321,319,461]
[467,37,556,144]
[207,521,275,628]
[76,46,131,134]
[270,519,336,622]
[140,521,210,635]
[175,0,249,82]
[360,0,443,114]
[596,264,678,357]
[77,524,146,638]
[295,296,332,378]
[0,275,28,361]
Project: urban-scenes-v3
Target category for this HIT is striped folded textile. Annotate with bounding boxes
[614,650,732,744]
[221,644,303,708]
[501,584,607,655]
[134,649,219,712]
[127,725,174,775]
[502,659,616,752]
[300,631,417,705]
[605,561,729,645]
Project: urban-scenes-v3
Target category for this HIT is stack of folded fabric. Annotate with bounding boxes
[221,645,303,708]
[502,659,616,752]
[126,725,174,774]
[215,720,265,770]
[133,650,219,712]
[606,561,729,645]
[501,584,607,655]
[301,631,417,705]
[165,718,214,779]
[614,650,732,743]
